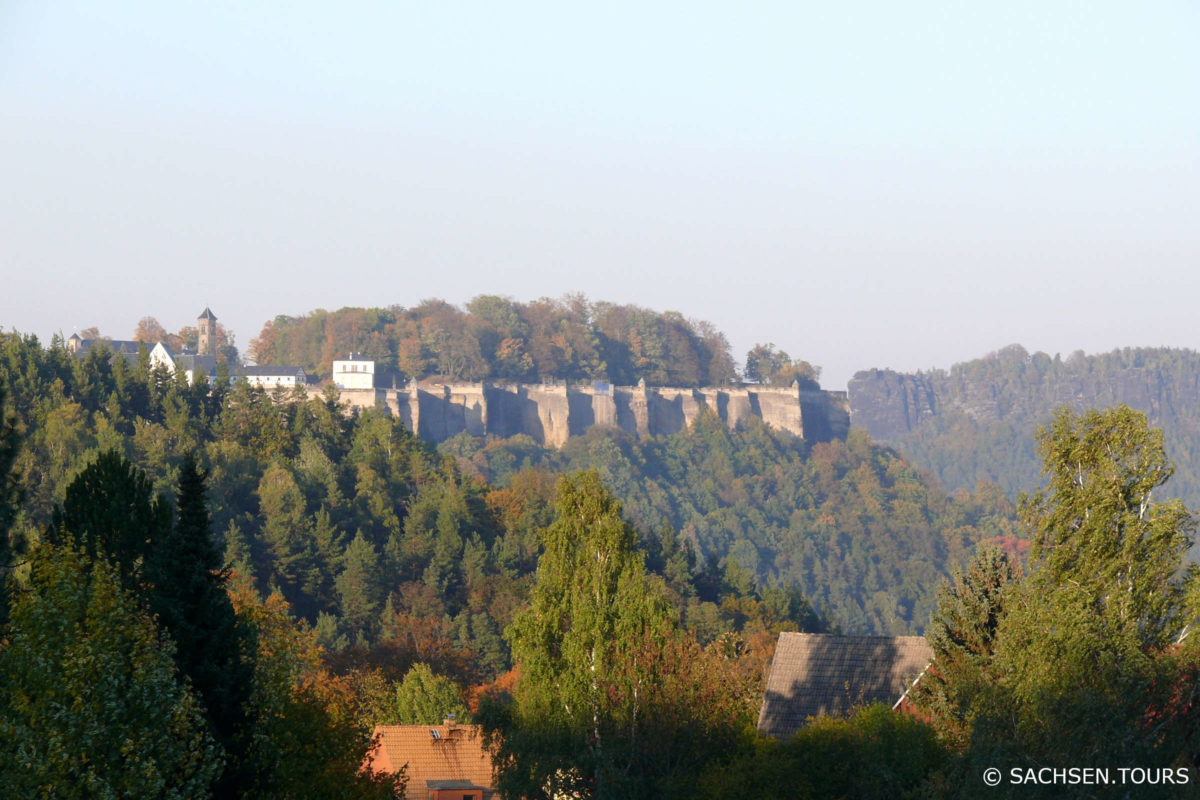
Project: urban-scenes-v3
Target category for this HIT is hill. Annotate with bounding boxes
[847,345,1200,507]
[0,330,1014,643]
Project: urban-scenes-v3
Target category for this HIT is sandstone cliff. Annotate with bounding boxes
[318,381,850,447]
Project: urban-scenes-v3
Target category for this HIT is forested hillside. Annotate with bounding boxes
[440,421,1018,635]
[249,296,817,388]
[0,331,816,675]
[848,345,1200,507]
[0,330,1009,657]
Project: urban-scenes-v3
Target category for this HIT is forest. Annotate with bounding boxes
[246,295,818,387]
[848,344,1200,510]
[4,329,1197,798]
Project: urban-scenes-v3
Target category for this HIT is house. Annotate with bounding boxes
[332,353,376,389]
[148,342,220,384]
[367,718,495,800]
[756,632,933,740]
[68,308,225,385]
[241,364,308,390]
[66,335,145,365]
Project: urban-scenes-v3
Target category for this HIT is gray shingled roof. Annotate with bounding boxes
[175,354,219,376]
[757,632,933,740]
[241,365,305,378]
[198,307,217,320]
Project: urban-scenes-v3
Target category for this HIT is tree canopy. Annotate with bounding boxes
[249,296,743,386]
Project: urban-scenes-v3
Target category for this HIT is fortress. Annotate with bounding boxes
[315,380,851,447]
[67,309,850,447]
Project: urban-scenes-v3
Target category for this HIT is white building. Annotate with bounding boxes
[149,342,220,384]
[241,365,308,389]
[332,353,376,389]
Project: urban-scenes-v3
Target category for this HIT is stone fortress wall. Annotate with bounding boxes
[315,381,851,447]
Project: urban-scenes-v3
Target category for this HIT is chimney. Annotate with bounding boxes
[444,713,457,729]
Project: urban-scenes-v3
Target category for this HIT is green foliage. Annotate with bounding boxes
[0,543,222,799]
[1022,406,1195,646]
[498,471,676,799]
[385,662,470,725]
[230,587,403,800]
[853,346,1200,511]
[47,449,173,586]
[144,452,257,797]
[910,545,1020,747]
[250,295,743,386]
[695,704,945,800]
[467,420,1013,634]
[743,342,820,387]
[0,379,22,625]
[490,472,753,800]
[924,407,1200,798]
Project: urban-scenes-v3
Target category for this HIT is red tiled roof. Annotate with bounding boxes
[367,724,495,800]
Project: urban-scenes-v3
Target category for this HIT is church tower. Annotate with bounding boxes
[197,307,218,356]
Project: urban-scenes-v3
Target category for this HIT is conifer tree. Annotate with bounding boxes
[145,452,257,800]
[911,544,1020,746]
[336,531,382,641]
[0,381,21,626]
[47,449,172,587]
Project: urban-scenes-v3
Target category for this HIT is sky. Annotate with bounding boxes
[1,1,1197,389]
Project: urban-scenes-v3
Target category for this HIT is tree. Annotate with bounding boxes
[145,452,257,799]
[387,663,470,725]
[228,584,403,800]
[0,379,22,626]
[47,449,172,588]
[134,315,169,343]
[0,543,222,799]
[1021,406,1195,647]
[493,471,678,799]
[336,531,383,642]
[743,343,789,384]
[910,545,1020,747]
[950,407,1200,792]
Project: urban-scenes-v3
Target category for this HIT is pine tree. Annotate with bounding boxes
[145,452,257,800]
[336,531,382,642]
[0,380,22,626]
[910,544,1020,746]
[47,449,172,588]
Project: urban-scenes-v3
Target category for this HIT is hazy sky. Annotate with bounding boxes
[2,2,1197,389]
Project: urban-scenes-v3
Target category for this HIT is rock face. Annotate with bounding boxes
[845,370,938,440]
[842,347,1200,506]
[318,381,851,447]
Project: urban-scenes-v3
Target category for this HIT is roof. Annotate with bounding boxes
[69,338,146,366]
[175,354,220,375]
[72,338,145,356]
[198,307,217,321]
[367,724,495,800]
[336,352,374,362]
[241,365,306,378]
[757,632,933,740]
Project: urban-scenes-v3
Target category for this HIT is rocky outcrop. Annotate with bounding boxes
[319,381,851,447]
[845,370,938,440]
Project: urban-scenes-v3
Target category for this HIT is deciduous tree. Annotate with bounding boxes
[0,543,222,799]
